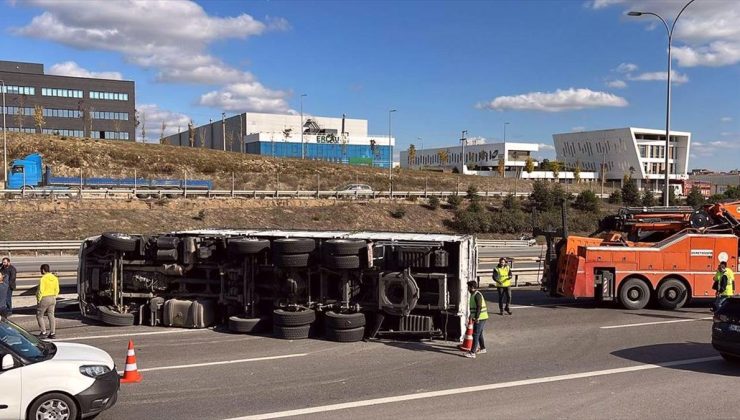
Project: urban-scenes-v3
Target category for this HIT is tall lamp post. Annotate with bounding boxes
[503,122,510,142]
[460,130,468,173]
[1,80,6,183]
[300,94,307,159]
[417,136,423,168]
[628,0,696,206]
[388,109,396,187]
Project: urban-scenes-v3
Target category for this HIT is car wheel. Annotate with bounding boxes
[325,326,365,342]
[273,324,311,340]
[619,277,651,310]
[98,305,135,326]
[273,308,316,326]
[324,255,361,270]
[228,239,270,255]
[324,311,366,330]
[228,316,270,333]
[273,253,310,268]
[656,278,688,310]
[28,392,78,420]
[323,239,367,255]
[721,353,740,364]
[272,238,316,254]
[101,232,137,252]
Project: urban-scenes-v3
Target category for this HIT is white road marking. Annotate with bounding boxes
[600,316,713,329]
[116,353,308,374]
[55,328,213,341]
[227,356,720,420]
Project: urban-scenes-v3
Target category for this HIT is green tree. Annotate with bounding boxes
[551,183,566,206]
[573,161,581,183]
[608,190,622,204]
[621,179,640,206]
[437,149,449,165]
[407,144,417,166]
[525,157,535,174]
[573,190,599,212]
[530,180,553,211]
[661,186,678,206]
[427,196,440,210]
[642,189,657,207]
[447,194,463,209]
[466,184,479,201]
[685,186,704,207]
[503,193,520,211]
[497,157,505,178]
[550,161,561,182]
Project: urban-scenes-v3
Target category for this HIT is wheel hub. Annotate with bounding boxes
[628,288,640,300]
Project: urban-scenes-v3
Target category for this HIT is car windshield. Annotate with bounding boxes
[0,319,54,362]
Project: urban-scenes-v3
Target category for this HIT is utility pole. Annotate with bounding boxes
[600,148,606,197]
[300,94,307,159]
[388,109,397,190]
[1,80,6,183]
[221,112,226,151]
[461,130,468,173]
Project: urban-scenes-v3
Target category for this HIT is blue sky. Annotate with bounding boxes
[1,0,738,169]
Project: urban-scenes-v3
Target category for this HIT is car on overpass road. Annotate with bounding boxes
[712,297,740,363]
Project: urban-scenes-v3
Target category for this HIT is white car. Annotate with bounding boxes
[337,184,373,196]
[0,320,119,420]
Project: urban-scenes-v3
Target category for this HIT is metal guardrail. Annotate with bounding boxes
[1,188,609,200]
[477,267,542,287]
[476,239,537,248]
[0,241,81,256]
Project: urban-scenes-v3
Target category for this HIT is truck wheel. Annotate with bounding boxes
[101,232,138,252]
[325,326,365,342]
[156,249,178,262]
[273,308,316,326]
[323,239,367,255]
[272,238,316,254]
[228,316,270,333]
[273,253,310,268]
[98,305,135,326]
[656,278,688,310]
[324,255,361,270]
[324,311,365,330]
[619,278,651,310]
[273,324,311,340]
[156,237,180,249]
[28,392,78,420]
[228,239,270,255]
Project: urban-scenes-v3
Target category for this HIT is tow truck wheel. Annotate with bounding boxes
[619,278,651,310]
[656,278,688,310]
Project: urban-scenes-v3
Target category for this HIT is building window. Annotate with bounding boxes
[91,131,130,140]
[43,108,83,118]
[89,91,129,101]
[1,85,35,95]
[91,111,129,120]
[42,128,84,137]
[3,106,34,116]
[41,88,83,98]
[6,127,36,133]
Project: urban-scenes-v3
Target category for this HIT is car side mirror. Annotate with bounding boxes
[1,354,14,370]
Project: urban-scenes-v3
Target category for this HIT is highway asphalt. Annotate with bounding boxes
[8,288,736,420]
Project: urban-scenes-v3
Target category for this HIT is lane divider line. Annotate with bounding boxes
[227,356,720,420]
[116,353,308,375]
[600,316,713,329]
[55,328,211,341]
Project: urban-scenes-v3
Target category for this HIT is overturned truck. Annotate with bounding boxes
[78,230,476,342]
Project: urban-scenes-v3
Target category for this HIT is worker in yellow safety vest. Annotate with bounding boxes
[493,257,512,315]
[464,281,488,359]
[713,261,735,311]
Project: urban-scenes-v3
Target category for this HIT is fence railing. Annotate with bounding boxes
[476,239,537,248]
[477,267,542,287]
[0,240,82,256]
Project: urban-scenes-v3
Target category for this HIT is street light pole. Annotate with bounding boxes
[1,80,6,183]
[300,94,307,159]
[503,122,510,142]
[221,112,226,152]
[417,136,423,169]
[629,0,696,206]
[388,109,396,187]
[461,130,467,173]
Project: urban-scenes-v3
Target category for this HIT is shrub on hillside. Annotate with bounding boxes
[621,180,640,206]
[447,194,463,209]
[573,190,599,212]
[466,185,479,201]
[390,207,406,219]
[608,190,622,204]
[427,196,440,210]
[642,190,656,207]
[685,186,704,207]
[529,181,553,211]
[503,193,520,211]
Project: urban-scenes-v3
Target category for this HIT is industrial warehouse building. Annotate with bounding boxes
[165,112,395,167]
[0,60,135,140]
[553,127,691,190]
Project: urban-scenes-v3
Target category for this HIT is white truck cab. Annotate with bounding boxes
[0,320,119,420]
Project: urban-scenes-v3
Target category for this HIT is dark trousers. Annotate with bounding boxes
[472,319,486,353]
[0,283,8,317]
[497,287,511,311]
[5,288,12,314]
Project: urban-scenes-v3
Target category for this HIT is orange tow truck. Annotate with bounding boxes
[539,202,740,310]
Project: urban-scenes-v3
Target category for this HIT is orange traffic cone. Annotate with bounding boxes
[120,340,142,383]
[458,320,474,352]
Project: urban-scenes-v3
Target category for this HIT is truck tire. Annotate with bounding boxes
[101,232,138,252]
[98,305,135,326]
[656,278,688,310]
[325,326,365,342]
[273,253,310,268]
[156,237,180,250]
[273,308,316,326]
[228,239,270,255]
[324,255,360,270]
[156,249,178,262]
[324,239,367,255]
[324,311,365,330]
[272,238,315,254]
[273,324,311,340]
[228,316,270,333]
[619,277,651,310]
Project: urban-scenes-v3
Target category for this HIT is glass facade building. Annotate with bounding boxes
[246,141,391,167]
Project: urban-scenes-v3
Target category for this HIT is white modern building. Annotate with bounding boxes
[399,141,539,173]
[553,127,691,189]
[165,112,394,167]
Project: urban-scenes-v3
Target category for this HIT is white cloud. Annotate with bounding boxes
[587,0,626,10]
[615,63,638,73]
[199,81,292,113]
[12,0,292,113]
[476,88,628,112]
[691,138,740,158]
[606,79,627,88]
[571,126,587,132]
[538,143,556,151]
[674,42,740,67]
[721,117,733,123]
[137,104,191,141]
[48,61,122,80]
[626,70,689,84]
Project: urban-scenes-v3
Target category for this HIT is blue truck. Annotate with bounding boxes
[7,153,212,197]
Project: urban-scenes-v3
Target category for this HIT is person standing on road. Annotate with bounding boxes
[0,273,8,320]
[493,257,512,315]
[1,258,17,316]
[36,264,59,339]
[713,261,735,311]
[464,281,488,359]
